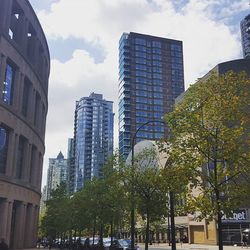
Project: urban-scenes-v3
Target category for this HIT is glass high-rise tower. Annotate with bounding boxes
[241,14,250,58]
[74,93,114,191]
[118,32,184,159]
[46,152,68,200]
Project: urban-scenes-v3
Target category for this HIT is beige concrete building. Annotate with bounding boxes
[0,0,50,248]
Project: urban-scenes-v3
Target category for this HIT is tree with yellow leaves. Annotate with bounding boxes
[166,71,250,250]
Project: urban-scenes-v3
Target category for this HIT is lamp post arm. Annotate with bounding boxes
[130,119,165,250]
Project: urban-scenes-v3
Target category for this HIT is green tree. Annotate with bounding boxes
[121,147,168,250]
[166,71,250,250]
[74,153,128,245]
[41,183,71,239]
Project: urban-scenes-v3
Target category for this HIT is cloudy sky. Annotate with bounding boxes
[29,0,249,188]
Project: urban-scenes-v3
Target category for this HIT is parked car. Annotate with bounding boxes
[103,237,113,250]
[89,237,100,246]
[80,237,87,246]
[115,239,140,250]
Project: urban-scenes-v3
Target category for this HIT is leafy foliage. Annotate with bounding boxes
[165,71,250,250]
[40,183,70,238]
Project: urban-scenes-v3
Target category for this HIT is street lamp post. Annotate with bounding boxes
[130,120,176,250]
[169,191,176,250]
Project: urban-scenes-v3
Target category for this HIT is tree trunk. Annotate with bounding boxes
[131,204,135,250]
[92,218,96,246]
[110,220,114,245]
[213,130,223,250]
[215,184,223,250]
[217,205,223,250]
[170,191,176,250]
[100,224,104,250]
[145,208,150,250]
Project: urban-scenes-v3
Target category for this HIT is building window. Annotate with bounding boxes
[135,38,146,46]
[22,78,31,117]
[152,41,161,48]
[0,126,9,174]
[16,136,26,179]
[29,146,36,183]
[2,63,15,105]
[171,44,182,51]
[34,92,41,127]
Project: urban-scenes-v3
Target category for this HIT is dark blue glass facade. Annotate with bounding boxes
[2,63,15,104]
[74,93,114,191]
[0,126,9,174]
[118,32,184,159]
[241,14,250,58]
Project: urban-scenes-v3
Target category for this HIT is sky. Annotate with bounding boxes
[28,0,250,189]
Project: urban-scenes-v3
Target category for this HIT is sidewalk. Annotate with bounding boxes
[138,243,248,250]
[15,245,249,250]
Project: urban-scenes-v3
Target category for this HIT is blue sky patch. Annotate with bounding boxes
[48,37,106,63]
[30,0,59,11]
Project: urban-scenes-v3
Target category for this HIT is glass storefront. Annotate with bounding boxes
[222,209,250,245]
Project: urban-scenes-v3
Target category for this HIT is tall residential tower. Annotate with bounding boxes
[74,93,114,191]
[46,152,68,200]
[241,14,250,58]
[118,32,184,159]
[67,138,75,196]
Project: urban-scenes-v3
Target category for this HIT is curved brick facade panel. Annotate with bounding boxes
[0,0,50,248]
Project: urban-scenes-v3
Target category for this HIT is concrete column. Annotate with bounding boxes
[5,199,13,247]
[24,204,34,248]
[29,205,37,247]
[0,199,8,239]
[13,202,27,249]
[0,0,13,34]
[32,206,39,247]
[0,54,7,98]
[5,130,15,177]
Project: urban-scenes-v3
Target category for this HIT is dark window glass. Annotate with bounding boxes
[135,45,146,51]
[152,41,161,48]
[16,136,26,179]
[29,146,36,183]
[2,64,15,105]
[152,54,161,61]
[135,38,146,45]
[0,126,9,174]
[34,92,41,127]
[135,51,146,58]
[22,79,31,117]
[171,44,182,51]
[41,104,45,132]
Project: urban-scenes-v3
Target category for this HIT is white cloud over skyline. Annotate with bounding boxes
[31,0,249,188]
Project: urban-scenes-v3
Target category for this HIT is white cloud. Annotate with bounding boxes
[37,0,248,187]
